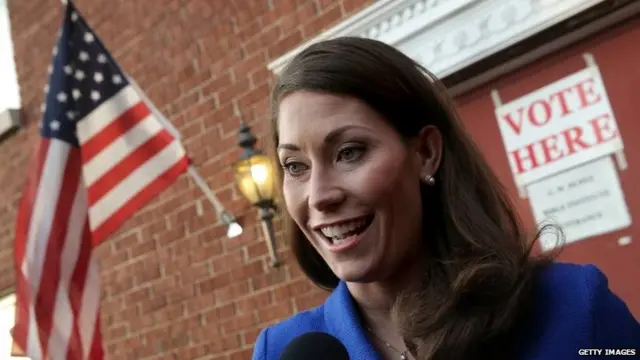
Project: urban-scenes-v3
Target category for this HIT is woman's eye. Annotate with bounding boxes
[337,145,365,162]
[282,162,308,176]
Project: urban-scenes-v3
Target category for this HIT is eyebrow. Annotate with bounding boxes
[277,125,369,151]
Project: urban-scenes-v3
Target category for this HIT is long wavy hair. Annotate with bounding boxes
[269,37,561,360]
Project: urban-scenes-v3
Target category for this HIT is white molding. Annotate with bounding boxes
[449,0,640,96]
[0,0,21,112]
[0,108,20,138]
[267,0,606,78]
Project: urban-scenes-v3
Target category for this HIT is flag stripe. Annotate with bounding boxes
[48,170,89,360]
[89,316,105,360]
[88,140,186,232]
[23,141,70,296]
[47,291,73,360]
[76,86,142,145]
[14,138,51,268]
[82,113,161,186]
[67,221,92,360]
[92,156,189,244]
[79,257,101,358]
[35,147,82,359]
[13,138,50,354]
[81,100,151,164]
[26,307,43,359]
[22,140,71,358]
[86,129,175,206]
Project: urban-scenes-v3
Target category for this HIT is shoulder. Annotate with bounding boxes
[251,281,373,359]
[519,262,640,357]
[251,303,328,360]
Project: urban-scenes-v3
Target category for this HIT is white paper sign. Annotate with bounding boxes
[495,66,624,187]
[527,156,631,251]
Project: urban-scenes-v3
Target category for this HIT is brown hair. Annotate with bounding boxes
[269,37,561,360]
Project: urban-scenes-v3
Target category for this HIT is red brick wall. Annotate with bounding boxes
[1,0,372,358]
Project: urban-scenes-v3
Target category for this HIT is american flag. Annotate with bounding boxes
[13,2,189,359]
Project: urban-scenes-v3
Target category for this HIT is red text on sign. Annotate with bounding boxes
[502,77,602,136]
[510,113,618,174]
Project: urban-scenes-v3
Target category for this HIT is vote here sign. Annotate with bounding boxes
[495,66,624,187]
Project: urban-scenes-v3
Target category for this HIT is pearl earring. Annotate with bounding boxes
[423,174,435,186]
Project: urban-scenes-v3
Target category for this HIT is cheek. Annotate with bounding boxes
[282,180,306,224]
[352,152,411,202]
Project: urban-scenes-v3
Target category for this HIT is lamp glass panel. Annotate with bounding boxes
[235,154,274,205]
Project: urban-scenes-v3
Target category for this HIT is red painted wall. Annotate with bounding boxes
[455,17,640,318]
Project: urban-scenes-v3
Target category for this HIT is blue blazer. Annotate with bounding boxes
[252,263,640,359]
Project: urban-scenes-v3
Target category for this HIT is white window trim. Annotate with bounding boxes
[267,0,607,78]
[0,0,22,138]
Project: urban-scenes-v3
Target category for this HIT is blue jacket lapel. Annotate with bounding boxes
[324,281,382,360]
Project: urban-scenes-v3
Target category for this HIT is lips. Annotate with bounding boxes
[317,215,374,245]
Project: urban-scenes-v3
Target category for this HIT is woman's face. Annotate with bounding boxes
[277,91,429,283]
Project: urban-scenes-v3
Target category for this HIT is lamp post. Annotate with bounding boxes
[233,122,280,267]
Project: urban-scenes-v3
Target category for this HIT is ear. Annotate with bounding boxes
[415,125,443,180]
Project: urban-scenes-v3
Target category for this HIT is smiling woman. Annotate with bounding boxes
[276,92,431,286]
[251,37,640,360]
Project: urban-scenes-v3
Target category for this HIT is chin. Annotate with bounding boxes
[329,258,382,284]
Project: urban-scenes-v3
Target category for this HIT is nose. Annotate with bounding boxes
[308,170,345,213]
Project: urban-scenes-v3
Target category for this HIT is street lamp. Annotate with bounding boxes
[233,122,280,267]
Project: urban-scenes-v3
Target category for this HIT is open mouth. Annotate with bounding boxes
[318,215,375,245]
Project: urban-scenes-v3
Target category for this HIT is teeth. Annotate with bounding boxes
[320,219,367,240]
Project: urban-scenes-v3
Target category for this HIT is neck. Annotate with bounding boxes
[347,254,424,332]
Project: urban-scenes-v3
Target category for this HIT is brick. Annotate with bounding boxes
[140,296,168,314]
[295,291,328,310]
[184,293,217,314]
[124,287,152,304]
[251,267,288,291]
[218,78,251,105]
[302,3,342,37]
[135,263,162,285]
[198,272,232,294]
[231,260,266,279]
[179,263,211,284]
[203,302,236,323]
[106,324,129,340]
[175,344,211,360]
[267,29,304,60]
[210,334,242,353]
[245,25,281,56]
[216,281,251,304]
[230,348,254,360]
[237,82,271,109]
[236,290,272,313]
[242,327,263,346]
[246,241,268,260]
[257,301,294,323]
[190,240,225,263]
[166,284,196,304]
[130,238,157,259]
[294,2,319,27]
[233,51,268,78]
[211,249,245,271]
[221,313,257,335]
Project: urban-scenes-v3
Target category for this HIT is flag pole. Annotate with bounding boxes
[126,77,240,226]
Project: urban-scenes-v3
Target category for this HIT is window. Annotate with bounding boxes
[0,0,21,137]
